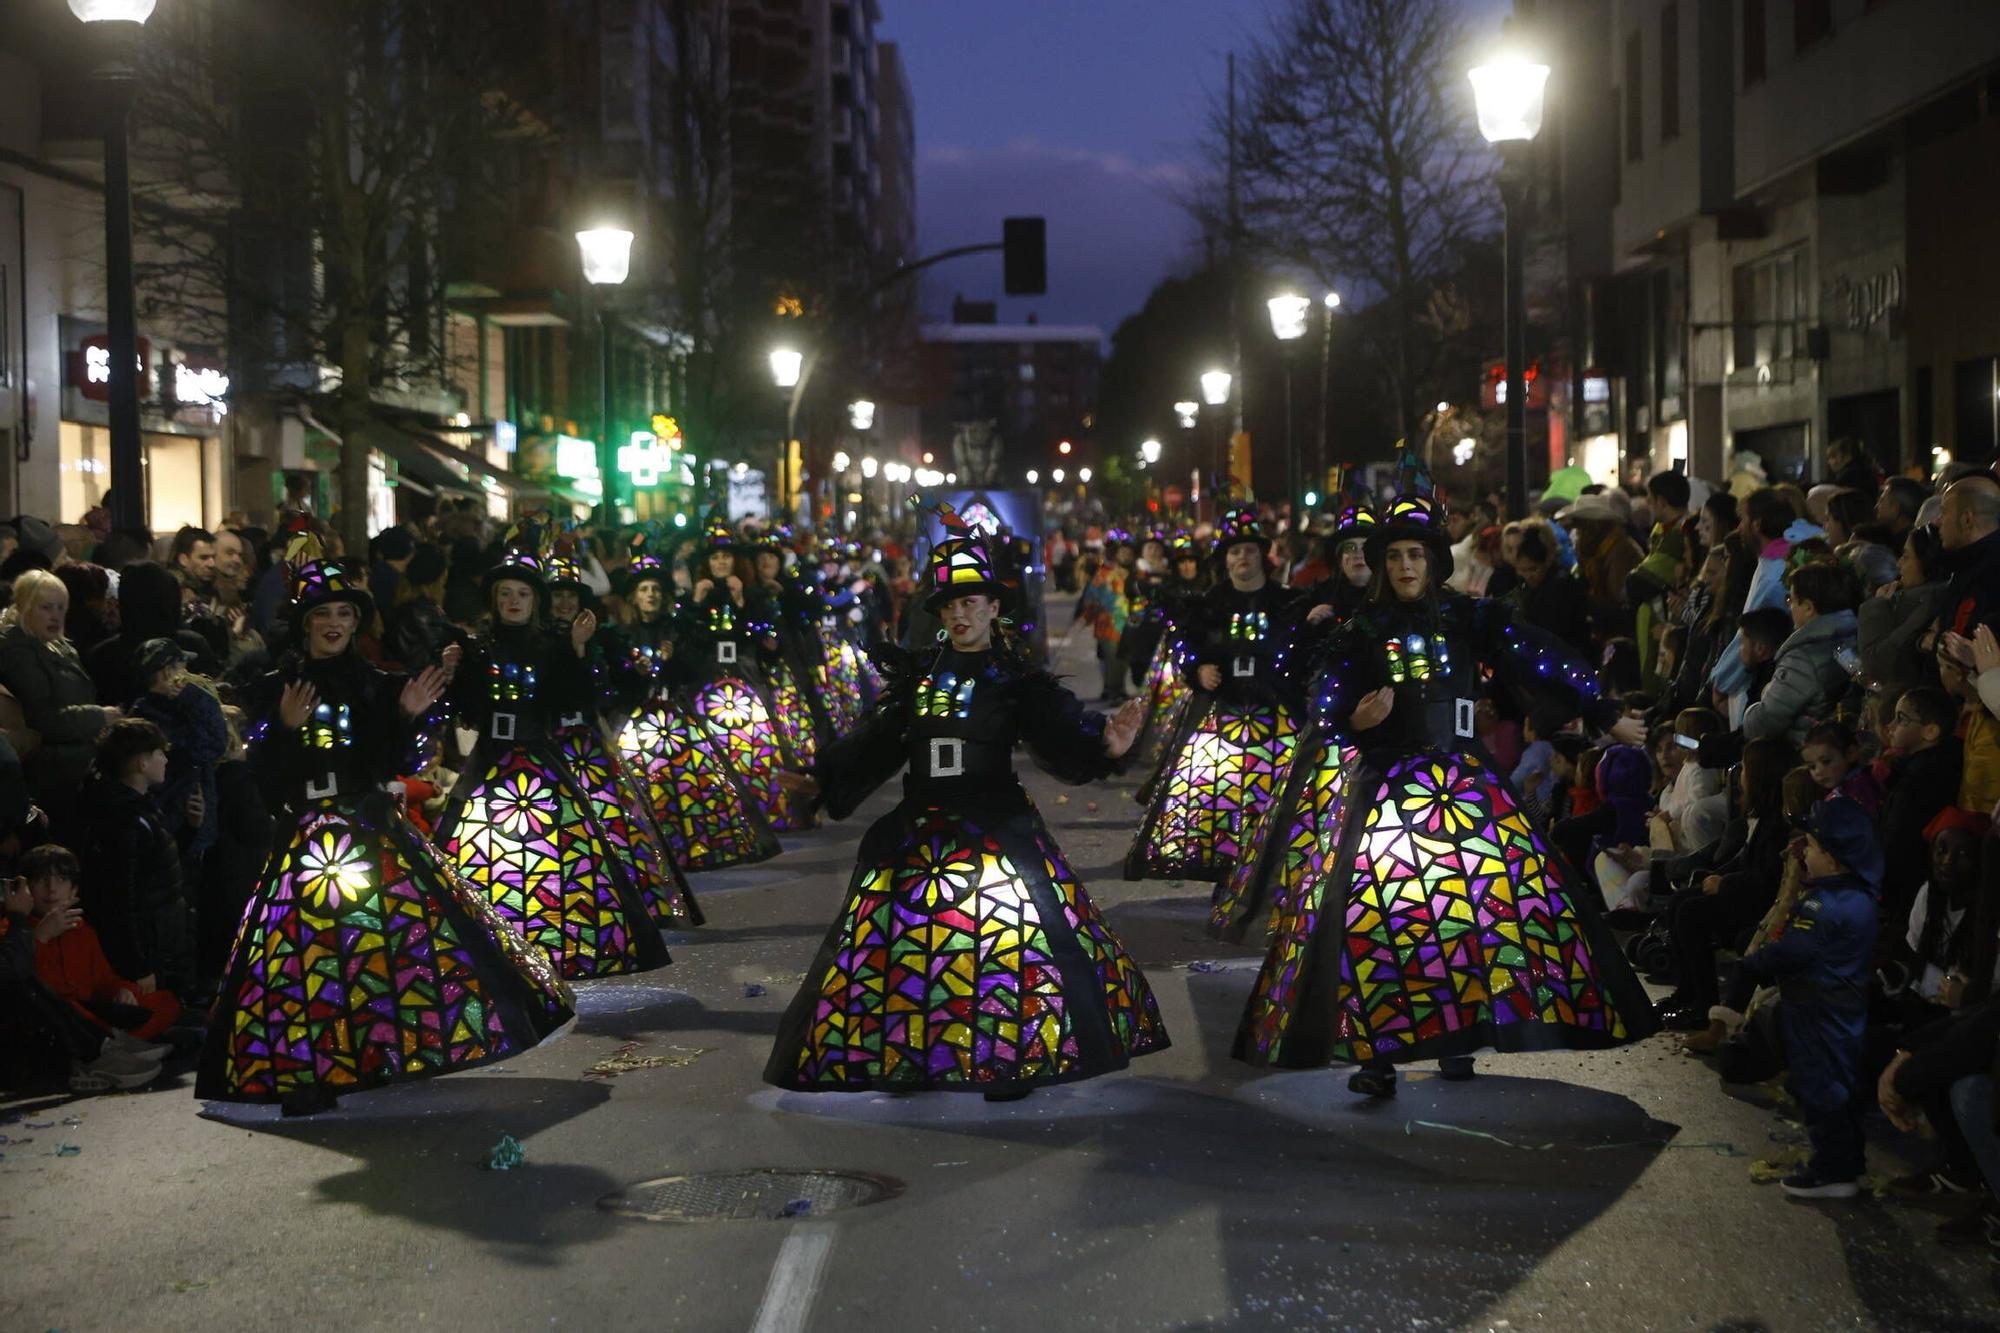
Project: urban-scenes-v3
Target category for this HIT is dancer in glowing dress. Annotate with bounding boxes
[766,511,1168,1098]
[1233,462,1659,1097]
[198,538,571,1112]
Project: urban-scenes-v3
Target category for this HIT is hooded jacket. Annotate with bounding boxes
[76,777,185,982]
[1742,608,1857,744]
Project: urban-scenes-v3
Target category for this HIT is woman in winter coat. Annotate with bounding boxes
[1856,524,1946,700]
[1742,561,1861,745]
[0,570,112,815]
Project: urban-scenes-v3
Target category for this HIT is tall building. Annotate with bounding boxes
[919,299,1103,487]
[1545,0,2000,485]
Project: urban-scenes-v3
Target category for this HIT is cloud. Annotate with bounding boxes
[915,139,1205,337]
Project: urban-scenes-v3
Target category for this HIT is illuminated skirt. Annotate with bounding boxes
[1123,694,1299,882]
[769,651,832,770]
[1233,744,1661,1069]
[818,627,870,735]
[436,738,673,980]
[688,671,817,832]
[557,721,705,928]
[618,695,781,871]
[195,792,573,1105]
[1131,641,1193,796]
[767,798,1170,1094]
[1207,730,1354,944]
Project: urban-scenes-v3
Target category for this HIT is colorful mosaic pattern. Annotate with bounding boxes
[619,698,775,870]
[691,675,812,830]
[1238,748,1634,1066]
[558,723,703,928]
[440,748,645,979]
[1139,640,1191,760]
[821,631,870,733]
[1208,738,1356,942]
[783,807,1166,1088]
[205,803,570,1101]
[1127,699,1298,880]
[768,656,819,768]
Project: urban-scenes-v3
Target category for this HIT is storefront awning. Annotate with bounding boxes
[368,428,483,501]
[377,423,549,500]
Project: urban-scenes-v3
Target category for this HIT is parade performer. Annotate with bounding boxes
[766,510,1168,1098]
[611,552,780,871]
[547,554,703,929]
[1207,498,1378,943]
[1233,462,1658,1097]
[749,524,838,768]
[802,531,870,735]
[1116,528,1170,697]
[1124,505,1304,882]
[198,537,572,1112]
[1131,530,1207,763]
[678,515,815,831]
[434,542,672,979]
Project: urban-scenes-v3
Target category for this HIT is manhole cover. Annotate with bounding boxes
[598,1169,903,1222]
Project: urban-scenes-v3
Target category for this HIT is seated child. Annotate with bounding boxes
[25,843,182,1041]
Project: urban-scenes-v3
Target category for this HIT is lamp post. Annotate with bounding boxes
[1200,369,1232,514]
[1469,51,1550,520]
[577,226,633,522]
[769,347,802,522]
[1268,294,1310,522]
[72,0,155,539]
[1317,291,1341,515]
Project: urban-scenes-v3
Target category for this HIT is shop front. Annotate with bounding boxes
[58,315,227,530]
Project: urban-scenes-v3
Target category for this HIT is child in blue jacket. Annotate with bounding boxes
[1738,793,1881,1198]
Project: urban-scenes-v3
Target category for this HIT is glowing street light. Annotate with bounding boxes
[1078,467,1092,483]
[848,398,876,431]
[770,347,803,389]
[1468,54,1552,144]
[1200,369,1232,406]
[832,450,851,473]
[1324,291,1342,310]
[1267,293,1311,342]
[1025,469,1039,485]
[1140,438,1162,465]
[576,227,635,286]
[860,455,879,478]
[1051,468,1065,484]
[1057,439,1073,455]
[1174,400,1199,429]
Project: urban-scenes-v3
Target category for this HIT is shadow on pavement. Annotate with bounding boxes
[200,1076,618,1264]
[1821,1196,2000,1332]
[752,1072,1673,1329]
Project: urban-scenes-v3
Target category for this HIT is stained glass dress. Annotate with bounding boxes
[435,624,673,979]
[554,703,705,929]
[767,645,1169,1094]
[678,587,816,832]
[1233,594,1661,1069]
[611,618,781,872]
[1207,578,1371,944]
[197,652,573,1107]
[1124,581,1304,882]
[760,574,840,768]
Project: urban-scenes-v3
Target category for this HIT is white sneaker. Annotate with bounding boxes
[70,1056,159,1091]
[89,1045,164,1077]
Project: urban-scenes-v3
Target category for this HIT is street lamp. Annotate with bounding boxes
[1078,467,1092,484]
[577,226,634,521]
[1025,469,1039,485]
[1140,438,1162,465]
[1173,400,1199,429]
[1317,292,1341,514]
[768,347,803,520]
[770,347,803,388]
[1470,50,1550,519]
[1052,467,1065,485]
[1200,369,1232,508]
[1269,294,1311,519]
[72,0,156,538]
[848,399,875,431]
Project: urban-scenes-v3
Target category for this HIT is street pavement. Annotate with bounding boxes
[6,613,2000,1333]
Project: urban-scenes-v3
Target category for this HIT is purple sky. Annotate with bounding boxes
[885,0,1510,336]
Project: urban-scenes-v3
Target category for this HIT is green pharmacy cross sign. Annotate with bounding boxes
[619,432,676,487]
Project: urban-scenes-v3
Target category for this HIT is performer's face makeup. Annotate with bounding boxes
[550,589,581,622]
[940,593,999,650]
[493,579,537,626]
[1224,542,1264,589]
[1386,541,1430,600]
[707,551,735,580]
[1339,539,1370,587]
[304,602,358,657]
[632,579,664,616]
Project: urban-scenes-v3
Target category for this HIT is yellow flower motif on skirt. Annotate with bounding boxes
[297,826,374,913]
[489,769,553,838]
[1396,761,1482,837]
[900,833,982,909]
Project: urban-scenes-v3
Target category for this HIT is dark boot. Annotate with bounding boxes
[1438,1055,1476,1082]
[1347,1063,1397,1099]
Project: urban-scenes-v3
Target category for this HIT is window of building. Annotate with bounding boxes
[1659,3,1681,140]
[1623,31,1643,163]
[1731,246,1810,371]
[1743,0,1767,86]
[1794,0,1833,51]
[1018,363,1035,383]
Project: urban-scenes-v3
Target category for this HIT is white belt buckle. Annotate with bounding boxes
[1231,654,1256,678]
[305,771,338,801]
[1454,698,1476,739]
[492,711,517,741]
[929,737,964,777]
[717,641,738,664]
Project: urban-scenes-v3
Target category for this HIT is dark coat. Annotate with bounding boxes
[0,626,110,806]
[1878,741,1964,925]
[76,777,185,982]
[1505,570,1595,656]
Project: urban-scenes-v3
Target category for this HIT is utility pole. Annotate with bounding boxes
[1226,52,1243,503]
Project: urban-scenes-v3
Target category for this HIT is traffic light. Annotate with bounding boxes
[1003,217,1046,296]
